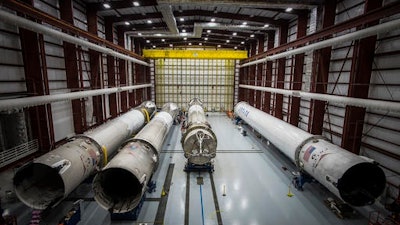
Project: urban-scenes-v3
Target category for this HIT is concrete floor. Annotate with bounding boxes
[1,114,376,225]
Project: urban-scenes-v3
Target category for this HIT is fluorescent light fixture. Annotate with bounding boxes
[133,1,140,6]
[242,22,247,25]
[285,7,293,12]
[188,43,192,45]
[147,20,152,24]
[234,46,237,49]
[241,41,245,44]
[211,18,215,22]
[180,18,184,21]
[161,39,165,42]
[124,21,130,25]
[182,29,186,33]
[217,45,221,48]
[233,32,237,36]
[103,3,111,8]
[207,30,211,33]
[169,44,173,47]
[264,24,269,28]
[250,34,255,37]
[184,37,187,40]
[226,40,230,43]
[199,43,202,46]
[204,37,208,41]
[153,45,156,48]
[138,33,142,36]
[146,40,150,43]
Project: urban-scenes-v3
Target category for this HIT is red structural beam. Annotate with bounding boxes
[241,0,400,64]
[87,7,104,124]
[308,0,336,135]
[118,28,128,113]
[341,0,383,155]
[262,31,275,114]
[248,42,257,106]
[134,38,144,105]
[274,24,288,120]
[60,0,85,133]
[105,18,118,118]
[289,13,307,126]
[18,0,52,153]
[255,36,264,109]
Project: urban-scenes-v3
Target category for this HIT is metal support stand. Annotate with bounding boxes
[292,172,313,191]
[184,162,214,173]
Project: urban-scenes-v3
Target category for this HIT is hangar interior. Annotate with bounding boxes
[0,0,399,224]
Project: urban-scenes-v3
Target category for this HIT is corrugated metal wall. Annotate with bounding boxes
[154,58,236,111]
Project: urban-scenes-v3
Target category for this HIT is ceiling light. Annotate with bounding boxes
[180,18,184,21]
[153,45,156,48]
[184,37,187,40]
[169,44,173,47]
[233,32,237,36]
[182,29,186,33]
[124,21,130,25]
[242,22,247,25]
[241,41,245,44]
[138,33,142,36]
[285,7,293,12]
[226,40,230,43]
[161,39,165,42]
[147,20,152,24]
[234,46,237,49]
[188,43,192,45]
[211,18,215,22]
[204,37,208,41]
[146,40,150,43]
[264,24,269,28]
[250,34,255,37]
[217,45,221,48]
[199,43,202,46]
[133,1,140,6]
[207,30,211,33]
[103,3,111,9]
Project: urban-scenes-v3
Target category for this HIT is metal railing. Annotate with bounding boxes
[0,139,38,168]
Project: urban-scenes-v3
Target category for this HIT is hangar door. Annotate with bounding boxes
[144,49,247,111]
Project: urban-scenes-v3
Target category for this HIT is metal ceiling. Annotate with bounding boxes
[85,0,324,49]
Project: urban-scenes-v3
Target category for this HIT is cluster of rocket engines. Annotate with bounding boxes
[13,100,386,214]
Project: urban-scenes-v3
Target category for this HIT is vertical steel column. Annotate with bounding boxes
[238,66,246,102]
[134,38,144,104]
[60,0,85,133]
[255,36,264,109]
[19,9,52,152]
[274,24,288,119]
[117,28,128,112]
[308,0,336,134]
[262,31,275,114]
[289,13,308,126]
[105,18,118,117]
[129,37,136,107]
[248,41,257,106]
[341,0,383,154]
[87,7,104,124]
